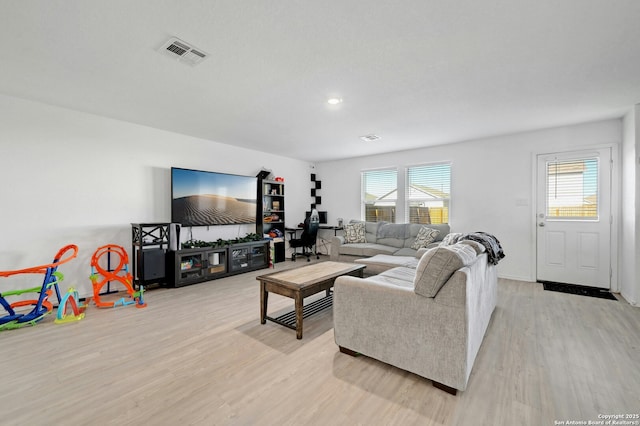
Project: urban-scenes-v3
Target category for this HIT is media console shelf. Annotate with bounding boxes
[168,240,269,288]
[131,222,171,287]
[170,247,228,287]
[229,241,269,273]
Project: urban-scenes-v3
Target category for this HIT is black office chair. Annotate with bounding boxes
[290,210,320,261]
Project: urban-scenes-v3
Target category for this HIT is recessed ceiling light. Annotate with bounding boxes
[360,134,381,142]
[327,97,343,105]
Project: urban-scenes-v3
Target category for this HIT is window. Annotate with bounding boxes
[362,169,397,222]
[546,158,598,219]
[405,163,450,224]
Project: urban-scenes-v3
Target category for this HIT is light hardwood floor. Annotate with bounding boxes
[1,257,638,425]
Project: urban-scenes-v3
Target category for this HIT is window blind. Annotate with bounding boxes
[405,163,451,224]
[361,169,397,222]
[546,158,598,219]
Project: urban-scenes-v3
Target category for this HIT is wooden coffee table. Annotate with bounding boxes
[257,261,366,339]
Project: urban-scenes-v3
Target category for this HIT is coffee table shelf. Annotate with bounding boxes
[266,292,333,330]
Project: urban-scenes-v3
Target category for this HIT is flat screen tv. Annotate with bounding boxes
[171,167,257,227]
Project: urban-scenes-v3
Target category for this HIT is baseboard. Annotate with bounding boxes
[497,273,534,282]
[619,290,638,307]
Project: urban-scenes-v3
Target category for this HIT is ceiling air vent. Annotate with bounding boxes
[158,37,209,67]
[360,134,381,142]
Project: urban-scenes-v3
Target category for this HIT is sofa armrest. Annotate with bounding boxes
[333,275,468,390]
[330,236,345,261]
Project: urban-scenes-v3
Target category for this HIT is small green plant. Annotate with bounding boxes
[181,233,264,250]
[181,239,210,249]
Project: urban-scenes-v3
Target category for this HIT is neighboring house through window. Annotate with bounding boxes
[362,168,397,222]
[405,163,451,224]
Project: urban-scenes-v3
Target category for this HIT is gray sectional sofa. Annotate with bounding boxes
[330,221,450,263]
[333,240,497,394]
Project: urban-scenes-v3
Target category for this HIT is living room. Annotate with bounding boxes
[1,2,639,425]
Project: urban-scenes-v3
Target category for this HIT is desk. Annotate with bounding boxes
[285,225,343,236]
[285,226,342,259]
[321,225,343,236]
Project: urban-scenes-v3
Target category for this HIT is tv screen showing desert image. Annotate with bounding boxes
[171,168,257,227]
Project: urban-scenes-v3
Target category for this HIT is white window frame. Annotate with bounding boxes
[405,162,451,224]
[545,157,599,221]
[361,168,398,222]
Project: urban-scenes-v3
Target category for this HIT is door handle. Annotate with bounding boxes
[538,222,545,227]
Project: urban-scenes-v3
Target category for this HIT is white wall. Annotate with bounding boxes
[2,93,634,304]
[0,94,312,297]
[317,119,622,284]
[621,106,639,306]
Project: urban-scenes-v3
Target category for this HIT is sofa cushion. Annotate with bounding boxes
[339,243,397,257]
[414,244,477,297]
[344,222,366,243]
[362,244,398,257]
[376,223,409,248]
[394,247,419,257]
[361,269,415,289]
[411,226,440,249]
[377,223,409,239]
[375,237,406,248]
[338,243,370,256]
[355,255,419,270]
[378,266,417,284]
[364,221,381,243]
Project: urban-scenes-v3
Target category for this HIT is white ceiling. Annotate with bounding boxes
[2,1,639,162]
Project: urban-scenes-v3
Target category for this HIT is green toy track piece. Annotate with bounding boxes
[0,312,49,330]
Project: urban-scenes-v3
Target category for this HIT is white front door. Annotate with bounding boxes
[536,148,611,288]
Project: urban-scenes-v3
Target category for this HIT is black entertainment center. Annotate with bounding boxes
[168,240,269,287]
[131,167,275,288]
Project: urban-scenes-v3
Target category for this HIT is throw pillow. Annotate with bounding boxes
[343,222,366,244]
[411,226,440,250]
[440,232,463,246]
[413,244,477,298]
